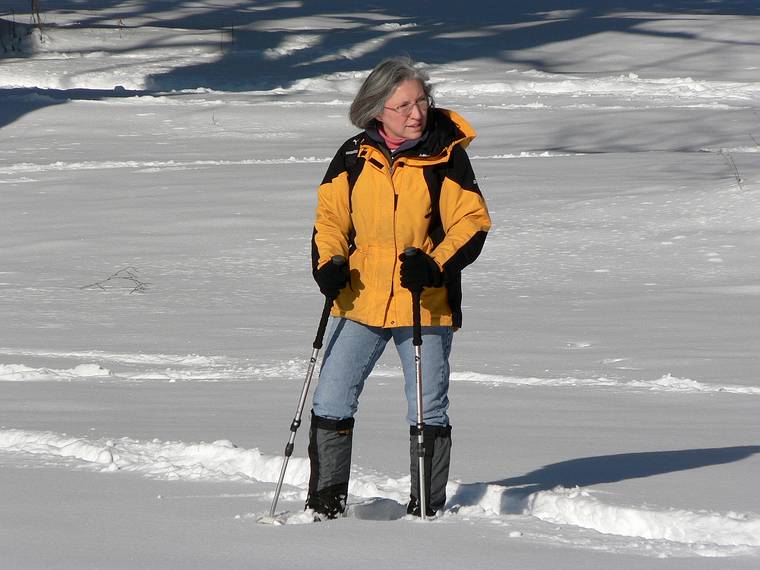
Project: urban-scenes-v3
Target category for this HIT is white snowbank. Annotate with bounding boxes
[0,429,307,485]
[0,349,313,383]
[2,428,758,552]
[0,363,111,381]
[449,371,760,396]
[701,146,760,154]
[0,157,330,176]
[434,72,760,103]
[470,151,585,160]
[527,486,760,548]
[3,349,756,396]
[0,428,406,501]
[0,348,221,366]
[0,429,116,465]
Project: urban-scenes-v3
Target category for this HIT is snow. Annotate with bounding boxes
[4,427,758,550]
[1,1,760,568]
[0,362,112,381]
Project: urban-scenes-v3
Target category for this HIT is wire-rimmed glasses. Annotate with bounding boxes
[383,96,431,117]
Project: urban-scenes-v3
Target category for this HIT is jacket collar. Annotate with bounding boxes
[365,125,428,156]
[362,108,475,165]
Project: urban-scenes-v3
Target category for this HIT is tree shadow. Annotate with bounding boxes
[448,445,760,514]
[143,0,760,92]
[2,1,759,128]
[0,86,180,129]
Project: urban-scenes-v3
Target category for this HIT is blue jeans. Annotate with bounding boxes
[312,317,453,426]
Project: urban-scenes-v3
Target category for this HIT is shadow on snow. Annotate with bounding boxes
[2,1,760,128]
[448,444,760,514]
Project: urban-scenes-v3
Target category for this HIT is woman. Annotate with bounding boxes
[307,57,491,519]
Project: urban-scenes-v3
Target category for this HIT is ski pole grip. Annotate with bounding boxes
[403,248,423,347]
[313,256,346,349]
[411,290,422,346]
[313,297,332,350]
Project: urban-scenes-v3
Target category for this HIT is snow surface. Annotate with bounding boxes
[1,1,760,568]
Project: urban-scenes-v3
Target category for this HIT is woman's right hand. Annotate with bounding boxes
[315,260,349,299]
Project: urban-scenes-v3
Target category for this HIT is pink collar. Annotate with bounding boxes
[377,124,406,151]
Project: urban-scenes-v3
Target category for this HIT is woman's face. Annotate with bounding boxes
[376,79,428,141]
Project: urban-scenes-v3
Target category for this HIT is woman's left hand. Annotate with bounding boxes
[399,249,444,292]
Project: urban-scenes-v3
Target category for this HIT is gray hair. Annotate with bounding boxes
[349,57,434,130]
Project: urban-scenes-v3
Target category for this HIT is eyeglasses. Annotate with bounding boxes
[383,96,431,117]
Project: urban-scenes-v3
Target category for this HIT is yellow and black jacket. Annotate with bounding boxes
[312,108,491,329]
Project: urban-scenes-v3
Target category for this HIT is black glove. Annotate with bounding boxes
[399,249,444,293]
[315,259,349,299]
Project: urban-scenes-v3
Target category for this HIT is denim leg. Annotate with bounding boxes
[393,326,453,427]
[312,317,391,420]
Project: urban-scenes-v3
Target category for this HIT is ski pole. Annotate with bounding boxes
[262,255,346,522]
[403,247,428,520]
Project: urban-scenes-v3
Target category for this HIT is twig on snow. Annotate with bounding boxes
[81,267,151,294]
[720,149,745,192]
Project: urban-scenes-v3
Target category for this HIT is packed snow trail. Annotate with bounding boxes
[0,157,331,176]
[1,428,758,556]
[526,487,760,548]
[2,350,759,395]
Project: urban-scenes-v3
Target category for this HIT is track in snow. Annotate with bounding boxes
[1,348,759,396]
[0,428,758,559]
